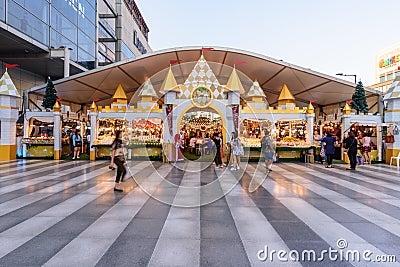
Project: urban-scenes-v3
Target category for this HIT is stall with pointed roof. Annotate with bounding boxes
[0,70,20,160]
[90,83,163,160]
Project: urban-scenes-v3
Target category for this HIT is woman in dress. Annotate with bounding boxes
[361,133,372,164]
[109,130,126,192]
[230,132,244,171]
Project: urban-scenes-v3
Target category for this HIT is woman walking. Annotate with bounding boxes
[72,129,82,159]
[261,129,274,173]
[344,131,358,170]
[110,130,126,192]
[321,131,336,168]
[212,132,223,168]
[230,132,244,171]
[361,133,372,164]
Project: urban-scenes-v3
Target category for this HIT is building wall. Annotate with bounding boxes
[97,0,151,63]
[370,43,400,93]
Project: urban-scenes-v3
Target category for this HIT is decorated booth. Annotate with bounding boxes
[90,82,163,160]
[22,102,63,159]
[341,103,383,162]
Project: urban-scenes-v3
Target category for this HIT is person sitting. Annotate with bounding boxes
[40,130,48,138]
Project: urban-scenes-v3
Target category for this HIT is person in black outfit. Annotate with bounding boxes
[212,132,223,168]
[344,131,358,170]
[110,131,126,191]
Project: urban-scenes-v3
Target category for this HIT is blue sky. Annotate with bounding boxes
[136,0,400,85]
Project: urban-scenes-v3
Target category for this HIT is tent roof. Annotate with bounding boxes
[26,46,381,107]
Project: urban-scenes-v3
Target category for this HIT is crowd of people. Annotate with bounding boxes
[314,130,373,170]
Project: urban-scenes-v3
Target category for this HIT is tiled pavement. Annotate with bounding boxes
[0,159,399,266]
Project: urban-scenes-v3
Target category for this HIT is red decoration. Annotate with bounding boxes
[232,105,239,134]
[201,47,213,51]
[165,105,173,136]
[56,98,62,102]
[346,100,354,103]
[234,61,247,65]
[93,98,100,102]
[6,63,19,69]
[398,66,400,70]
[310,100,316,103]
[169,60,182,65]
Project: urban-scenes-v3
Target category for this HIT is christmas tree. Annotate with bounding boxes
[351,81,368,114]
[42,77,57,110]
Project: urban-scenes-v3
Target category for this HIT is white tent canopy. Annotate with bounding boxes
[26,46,381,110]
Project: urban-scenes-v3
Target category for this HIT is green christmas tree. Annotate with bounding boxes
[42,77,57,110]
[351,81,368,114]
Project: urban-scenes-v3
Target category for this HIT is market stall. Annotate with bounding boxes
[240,84,315,160]
[22,112,56,158]
[89,83,164,160]
[341,106,383,162]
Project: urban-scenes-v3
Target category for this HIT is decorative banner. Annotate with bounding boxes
[165,104,173,136]
[310,99,316,103]
[346,99,354,103]
[6,63,19,69]
[169,59,182,65]
[234,61,247,65]
[232,105,239,133]
[202,47,213,51]
[93,97,100,102]
[56,98,62,102]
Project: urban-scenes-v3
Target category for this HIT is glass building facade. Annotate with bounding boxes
[0,0,96,69]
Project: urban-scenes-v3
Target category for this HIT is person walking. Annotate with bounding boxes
[86,129,91,155]
[72,129,82,159]
[344,131,358,170]
[212,132,223,168]
[230,132,244,171]
[69,127,76,157]
[321,131,336,168]
[361,133,372,164]
[110,130,126,192]
[261,129,274,173]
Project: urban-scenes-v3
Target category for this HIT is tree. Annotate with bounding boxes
[351,81,368,114]
[42,77,57,110]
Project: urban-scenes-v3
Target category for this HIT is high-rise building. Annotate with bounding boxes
[370,42,400,93]
[0,0,151,100]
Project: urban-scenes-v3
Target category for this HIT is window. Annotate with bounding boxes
[51,7,77,43]
[77,48,95,69]
[0,0,5,21]
[78,16,95,40]
[51,0,78,25]
[379,76,385,83]
[12,0,49,23]
[78,30,95,56]
[387,73,394,81]
[8,1,49,45]
[50,29,77,61]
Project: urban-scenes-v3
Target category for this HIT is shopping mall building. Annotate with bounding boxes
[0,0,151,107]
[370,42,400,93]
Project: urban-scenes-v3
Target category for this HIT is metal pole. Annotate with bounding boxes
[64,47,70,78]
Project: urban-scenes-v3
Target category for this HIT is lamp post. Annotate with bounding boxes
[336,73,357,84]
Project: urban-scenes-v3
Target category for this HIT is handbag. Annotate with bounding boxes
[320,148,326,158]
[115,154,125,163]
